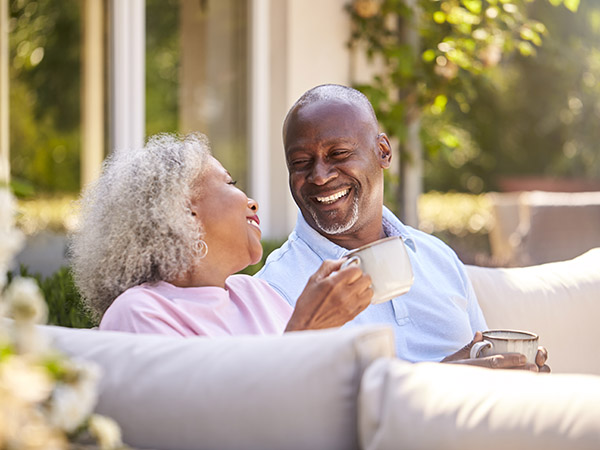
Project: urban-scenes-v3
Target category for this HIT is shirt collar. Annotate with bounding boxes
[293,205,417,258]
[381,206,417,252]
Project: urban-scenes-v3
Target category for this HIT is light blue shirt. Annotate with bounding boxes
[256,206,487,362]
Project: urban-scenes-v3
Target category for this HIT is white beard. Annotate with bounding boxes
[309,195,359,235]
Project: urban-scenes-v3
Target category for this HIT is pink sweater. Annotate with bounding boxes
[100,275,294,337]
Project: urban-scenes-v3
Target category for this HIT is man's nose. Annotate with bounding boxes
[308,159,337,185]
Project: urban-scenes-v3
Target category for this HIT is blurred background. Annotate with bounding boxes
[2,0,600,281]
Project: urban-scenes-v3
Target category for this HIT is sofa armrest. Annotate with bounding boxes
[40,325,394,450]
[466,248,600,374]
[359,358,600,450]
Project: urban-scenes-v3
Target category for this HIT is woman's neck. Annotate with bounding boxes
[168,262,231,289]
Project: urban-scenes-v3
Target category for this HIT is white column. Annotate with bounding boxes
[250,0,271,236]
[81,0,104,188]
[110,0,145,153]
[0,0,9,183]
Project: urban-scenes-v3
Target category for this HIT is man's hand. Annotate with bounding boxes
[285,259,373,332]
[441,332,551,372]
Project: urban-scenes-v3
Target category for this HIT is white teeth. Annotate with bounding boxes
[316,189,350,204]
[247,218,259,227]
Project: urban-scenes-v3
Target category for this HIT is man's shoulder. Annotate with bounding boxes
[257,234,322,277]
[382,207,465,270]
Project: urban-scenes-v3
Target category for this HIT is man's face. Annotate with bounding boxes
[284,100,391,239]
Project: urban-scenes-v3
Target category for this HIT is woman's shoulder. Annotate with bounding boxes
[226,274,270,290]
[107,282,173,313]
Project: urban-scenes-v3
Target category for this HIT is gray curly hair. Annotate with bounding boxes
[70,132,212,317]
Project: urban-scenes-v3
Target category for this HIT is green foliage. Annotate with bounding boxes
[348,0,589,193]
[348,0,553,124]
[146,0,180,136]
[449,0,600,184]
[9,0,182,194]
[9,0,82,194]
[9,266,98,329]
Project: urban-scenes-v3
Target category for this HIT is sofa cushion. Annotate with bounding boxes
[466,248,600,374]
[41,325,394,450]
[359,357,600,450]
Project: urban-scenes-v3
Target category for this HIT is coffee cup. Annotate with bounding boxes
[342,236,414,304]
[469,329,539,364]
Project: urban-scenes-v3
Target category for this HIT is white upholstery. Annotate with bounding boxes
[37,250,600,449]
[42,324,394,450]
[466,247,600,374]
[359,358,600,450]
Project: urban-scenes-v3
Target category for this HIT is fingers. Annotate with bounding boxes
[478,353,528,369]
[447,352,530,370]
[536,346,548,367]
[321,258,372,293]
[441,332,483,363]
[314,259,345,279]
[316,258,368,284]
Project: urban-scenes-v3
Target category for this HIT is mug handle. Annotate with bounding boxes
[341,255,361,269]
[470,340,493,359]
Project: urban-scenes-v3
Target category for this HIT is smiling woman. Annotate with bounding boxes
[70,132,374,338]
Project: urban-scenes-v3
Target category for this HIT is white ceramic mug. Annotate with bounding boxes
[469,329,539,364]
[342,236,414,304]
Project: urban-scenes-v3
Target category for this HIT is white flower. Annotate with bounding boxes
[0,356,54,404]
[88,414,124,449]
[4,277,48,325]
[46,360,101,433]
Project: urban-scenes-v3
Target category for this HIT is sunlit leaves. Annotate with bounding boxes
[548,0,579,13]
[431,94,449,114]
[462,0,483,15]
[348,0,578,130]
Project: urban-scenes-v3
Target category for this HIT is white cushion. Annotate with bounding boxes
[359,357,600,450]
[41,325,394,450]
[466,248,600,374]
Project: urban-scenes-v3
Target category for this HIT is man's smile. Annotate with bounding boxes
[314,188,350,205]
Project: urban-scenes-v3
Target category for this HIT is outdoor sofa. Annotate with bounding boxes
[41,248,600,450]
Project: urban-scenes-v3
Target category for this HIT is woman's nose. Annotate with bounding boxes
[248,198,259,212]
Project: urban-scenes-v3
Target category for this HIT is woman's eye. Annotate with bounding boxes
[228,180,237,186]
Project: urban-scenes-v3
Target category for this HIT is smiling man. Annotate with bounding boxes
[256,84,548,370]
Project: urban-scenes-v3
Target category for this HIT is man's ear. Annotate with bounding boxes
[377,133,392,169]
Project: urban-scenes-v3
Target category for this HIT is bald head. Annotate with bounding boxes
[283,84,378,138]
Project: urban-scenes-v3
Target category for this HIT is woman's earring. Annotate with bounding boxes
[196,239,208,258]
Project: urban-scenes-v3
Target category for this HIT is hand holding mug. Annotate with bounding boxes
[443,330,551,372]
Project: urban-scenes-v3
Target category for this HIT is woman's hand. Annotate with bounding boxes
[441,332,551,372]
[285,259,373,332]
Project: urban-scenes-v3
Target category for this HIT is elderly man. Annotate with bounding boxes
[257,84,548,370]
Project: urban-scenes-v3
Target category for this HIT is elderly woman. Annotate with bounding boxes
[70,133,372,336]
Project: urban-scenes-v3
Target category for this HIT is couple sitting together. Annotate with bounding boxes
[71,84,549,372]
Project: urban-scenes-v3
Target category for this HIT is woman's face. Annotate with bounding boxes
[190,157,263,276]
